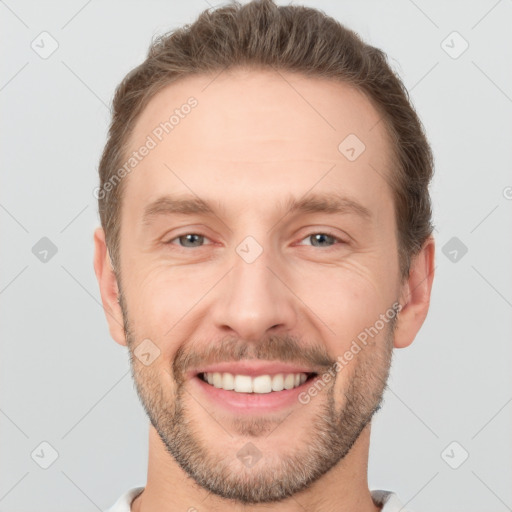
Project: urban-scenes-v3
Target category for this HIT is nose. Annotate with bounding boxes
[210,246,298,342]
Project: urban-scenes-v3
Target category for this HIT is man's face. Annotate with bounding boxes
[115,69,403,503]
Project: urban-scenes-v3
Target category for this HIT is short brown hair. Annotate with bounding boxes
[98,0,434,280]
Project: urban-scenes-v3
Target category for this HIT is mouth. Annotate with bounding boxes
[189,362,321,413]
[198,371,317,393]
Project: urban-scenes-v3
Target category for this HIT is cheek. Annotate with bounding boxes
[124,263,212,350]
[129,260,190,309]
[290,260,394,346]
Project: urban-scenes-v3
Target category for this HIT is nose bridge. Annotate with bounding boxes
[211,239,296,340]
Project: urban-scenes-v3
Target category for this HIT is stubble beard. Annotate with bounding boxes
[120,293,395,504]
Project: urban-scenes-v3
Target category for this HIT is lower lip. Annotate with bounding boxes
[191,374,319,414]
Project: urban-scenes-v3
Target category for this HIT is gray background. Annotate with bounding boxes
[1,1,511,511]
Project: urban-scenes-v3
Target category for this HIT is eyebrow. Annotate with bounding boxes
[284,193,372,220]
[142,196,216,226]
[142,192,372,225]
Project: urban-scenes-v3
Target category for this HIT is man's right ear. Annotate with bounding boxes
[93,227,127,346]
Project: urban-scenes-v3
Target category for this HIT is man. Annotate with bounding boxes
[94,1,435,510]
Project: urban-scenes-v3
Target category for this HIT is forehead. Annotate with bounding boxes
[122,68,394,216]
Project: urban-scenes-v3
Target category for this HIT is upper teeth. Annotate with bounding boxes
[202,372,308,393]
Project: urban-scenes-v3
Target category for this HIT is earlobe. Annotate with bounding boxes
[93,227,127,346]
[393,236,435,349]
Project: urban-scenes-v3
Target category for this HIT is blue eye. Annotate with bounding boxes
[165,232,344,249]
[299,233,341,247]
[168,234,206,248]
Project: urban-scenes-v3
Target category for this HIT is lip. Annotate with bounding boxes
[187,360,320,379]
[190,371,321,414]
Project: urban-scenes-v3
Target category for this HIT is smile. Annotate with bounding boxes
[189,361,322,413]
[200,372,315,393]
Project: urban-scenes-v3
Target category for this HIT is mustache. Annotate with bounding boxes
[172,335,335,383]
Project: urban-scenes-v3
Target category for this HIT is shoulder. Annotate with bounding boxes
[371,489,413,512]
[103,487,145,512]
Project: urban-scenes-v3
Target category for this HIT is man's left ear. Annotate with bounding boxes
[394,235,435,349]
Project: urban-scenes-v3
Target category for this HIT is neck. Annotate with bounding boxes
[131,423,381,512]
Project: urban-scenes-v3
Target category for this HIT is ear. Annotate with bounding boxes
[93,227,127,346]
[394,236,435,349]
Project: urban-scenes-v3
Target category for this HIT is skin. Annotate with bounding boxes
[94,68,435,512]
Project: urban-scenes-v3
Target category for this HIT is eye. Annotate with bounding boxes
[297,232,344,248]
[166,233,210,248]
[164,232,344,249]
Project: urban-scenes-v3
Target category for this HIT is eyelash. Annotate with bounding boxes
[164,231,346,249]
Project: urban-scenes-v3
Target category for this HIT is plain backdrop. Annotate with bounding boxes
[1,1,511,511]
